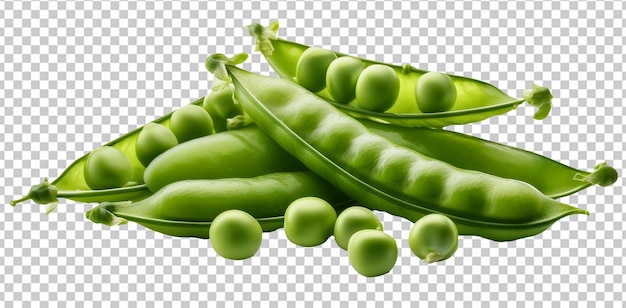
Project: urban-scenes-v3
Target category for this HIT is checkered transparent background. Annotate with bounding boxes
[1,0,624,306]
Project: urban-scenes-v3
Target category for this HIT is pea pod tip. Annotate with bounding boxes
[10,178,59,214]
[523,83,553,120]
[574,162,619,187]
[86,202,130,226]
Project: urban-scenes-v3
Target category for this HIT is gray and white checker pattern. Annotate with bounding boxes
[1,0,623,306]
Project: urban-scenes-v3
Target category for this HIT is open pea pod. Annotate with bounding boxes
[247,22,552,128]
[207,54,596,242]
[10,98,204,213]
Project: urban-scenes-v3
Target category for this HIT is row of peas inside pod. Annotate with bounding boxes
[247,21,554,128]
[296,46,457,113]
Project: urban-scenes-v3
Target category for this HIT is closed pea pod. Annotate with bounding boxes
[208,55,589,241]
[143,125,306,192]
[170,104,214,142]
[135,123,178,167]
[86,172,351,238]
[247,22,553,127]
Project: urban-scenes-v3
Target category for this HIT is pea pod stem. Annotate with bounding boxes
[246,21,552,127]
[10,178,151,214]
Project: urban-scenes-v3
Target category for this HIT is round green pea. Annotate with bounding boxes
[170,105,214,143]
[325,57,365,104]
[284,197,337,247]
[295,47,337,93]
[209,210,263,260]
[348,229,397,277]
[355,64,400,112]
[203,87,243,133]
[84,146,133,189]
[415,71,457,113]
[409,213,458,263]
[333,206,383,250]
[135,123,178,167]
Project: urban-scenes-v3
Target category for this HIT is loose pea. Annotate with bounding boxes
[415,72,457,113]
[84,146,133,189]
[135,123,178,167]
[170,105,214,143]
[209,210,263,260]
[355,64,400,112]
[284,197,337,247]
[408,213,458,263]
[203,86,243,133]
[333,206,383,250]
[348,229,397,277]
[325,57,365,104]
[295,47,337,93]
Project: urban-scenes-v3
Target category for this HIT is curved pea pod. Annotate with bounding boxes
[10,97,205,212]
[362,121,618,198]
[247,22,552,128]
[7,92,247,212]
[143,125,306,192]
[207,55,595,242]
[86,172,352,238]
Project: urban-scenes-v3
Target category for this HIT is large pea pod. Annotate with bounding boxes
[210,57,593,242]
[143,125,306,192]
[86,172,351,238]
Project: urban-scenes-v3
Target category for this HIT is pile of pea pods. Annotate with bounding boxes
[11,22,617,277]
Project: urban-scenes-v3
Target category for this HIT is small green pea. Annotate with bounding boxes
[135,123,178,167]
[409,213,458,263]
[325,57,365,104]
[170,105,214,143]
[84,146,133,189]
[295,47,337,93]
[348,229,397,277]
[203,87,243,133]
[415,72,457,113]
[284,197,337,247]
[333,206,383,250]
[209,210,263,260]
[355,64,400,112]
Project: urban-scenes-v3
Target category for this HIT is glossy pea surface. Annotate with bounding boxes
[84,146,132,189]
[333,206,383,250]
[409,214,458,263]
[203,86,243,132]
[170,104,214,142]
[416,72,457,113]
[295,47,337,93]
[135,123,178,167]
[209,210,263,260]
[348,229,397,277]
[284,197,337,247]
[355,64,400,112]
[325,57,364,104]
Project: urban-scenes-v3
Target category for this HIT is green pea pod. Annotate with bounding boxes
[87,172,351,238]
[207,54,594,242]
[363,121,617,198]
[10,98,206,212]
[247,22,552,128]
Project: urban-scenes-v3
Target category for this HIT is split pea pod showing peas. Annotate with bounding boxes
[87,172,351,238]
[10,97,207,211]
[208,54,592,242]
[247,22,553,128]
